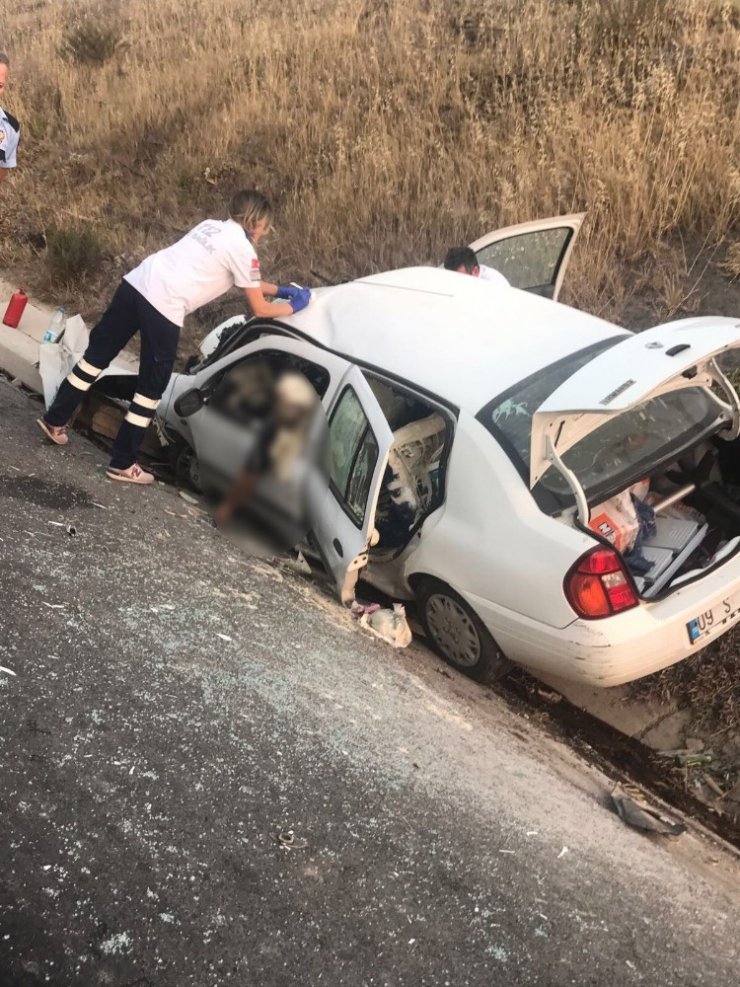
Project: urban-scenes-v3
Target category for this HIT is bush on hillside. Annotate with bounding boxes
[46,225,104,283]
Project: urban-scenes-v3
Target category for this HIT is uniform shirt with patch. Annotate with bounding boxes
[0,107,20,169]
[124,218,261,327]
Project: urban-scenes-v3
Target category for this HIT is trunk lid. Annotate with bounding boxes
[530,317,740,497]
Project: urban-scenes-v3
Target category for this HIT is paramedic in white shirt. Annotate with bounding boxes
[443,246,509,287]
[38,189,311,485]
[0,52,20,184]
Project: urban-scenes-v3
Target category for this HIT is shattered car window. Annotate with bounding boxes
[479,339,622,468]
[475,227,571,290]
[329,386,379,526]
[548,388,720,497]
[478,338,725,502]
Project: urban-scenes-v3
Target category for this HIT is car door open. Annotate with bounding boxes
[468,213,585,301]
[306,366,394,604]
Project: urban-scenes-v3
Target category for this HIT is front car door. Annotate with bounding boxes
[468,213,585,301]
[308,367,395,602]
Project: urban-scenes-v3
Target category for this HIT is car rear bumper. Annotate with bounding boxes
[465,554,740,687]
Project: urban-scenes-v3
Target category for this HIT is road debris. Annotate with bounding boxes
[611,786,686,837]
[0,665,16,676]
[557,846,569,859]
[66,524,77,537]
[179,490,199,505]
[216,633,232,642]
[359,603,412,649]
[42,602,66,610]
[350,601,382,618]
[275,830,308,851]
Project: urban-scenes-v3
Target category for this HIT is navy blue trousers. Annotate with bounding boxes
[44,280,179,469]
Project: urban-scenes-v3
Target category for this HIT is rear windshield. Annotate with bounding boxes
[543,388,720,498]
[477,339,724,504]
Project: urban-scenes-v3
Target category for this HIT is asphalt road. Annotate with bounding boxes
[1,378,739,987]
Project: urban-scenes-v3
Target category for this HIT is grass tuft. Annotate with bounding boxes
[46,225,104,284]
[58,10,124,66]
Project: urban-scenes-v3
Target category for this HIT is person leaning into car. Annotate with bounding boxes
[443,246,509,287]
[37,189,312,486]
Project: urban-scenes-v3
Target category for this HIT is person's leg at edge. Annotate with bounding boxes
[38,281,140,444]
[106,295,179,486]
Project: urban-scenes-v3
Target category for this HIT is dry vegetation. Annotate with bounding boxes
[0,0,738,335]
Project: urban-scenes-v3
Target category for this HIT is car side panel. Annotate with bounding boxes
[466,545,740,686]
[403,411,593,629]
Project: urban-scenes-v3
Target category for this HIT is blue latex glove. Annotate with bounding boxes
[276,284,301,300]
[290,287,311,314]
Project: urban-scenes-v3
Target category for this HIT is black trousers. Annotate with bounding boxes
[44,280,179,469]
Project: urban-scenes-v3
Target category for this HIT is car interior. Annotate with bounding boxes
[364,374,452,559]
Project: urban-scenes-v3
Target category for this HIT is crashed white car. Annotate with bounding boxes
[158,215,740,687]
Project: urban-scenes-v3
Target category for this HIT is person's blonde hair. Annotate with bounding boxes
[229,189,273,235]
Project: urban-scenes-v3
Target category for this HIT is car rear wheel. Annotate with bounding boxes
[417,578,511,683]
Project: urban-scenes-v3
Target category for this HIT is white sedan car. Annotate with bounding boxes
[158,215,740,687]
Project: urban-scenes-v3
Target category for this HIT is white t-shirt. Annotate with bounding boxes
[125,219,261,327]
[0,107,20,170]
[478,264,510,288]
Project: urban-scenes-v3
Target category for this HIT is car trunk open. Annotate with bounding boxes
[529,317,740,601]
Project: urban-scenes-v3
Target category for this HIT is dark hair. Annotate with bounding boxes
[0,52,9,69]
[443,246,479,274]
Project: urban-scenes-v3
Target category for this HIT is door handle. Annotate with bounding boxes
[333,538,343,557]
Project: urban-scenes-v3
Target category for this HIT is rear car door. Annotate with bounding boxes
[468,213,585,301]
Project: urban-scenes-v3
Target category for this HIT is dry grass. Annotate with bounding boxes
[1,0,739,338]
[632,627,740,737]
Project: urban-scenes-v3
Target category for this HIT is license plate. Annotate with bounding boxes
[687,594,740,645]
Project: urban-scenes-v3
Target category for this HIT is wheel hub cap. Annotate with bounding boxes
[425,593,481,668]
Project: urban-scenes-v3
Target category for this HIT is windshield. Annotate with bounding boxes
[477,339,725,503]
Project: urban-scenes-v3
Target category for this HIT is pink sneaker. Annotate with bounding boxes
[106,463,154,485]
[37,418,69,446]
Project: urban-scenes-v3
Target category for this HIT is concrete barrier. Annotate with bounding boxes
[0,279,54,392]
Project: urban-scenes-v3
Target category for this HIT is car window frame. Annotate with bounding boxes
[327,383,382,529]
[203,347,332,422]
[475,225,575,297]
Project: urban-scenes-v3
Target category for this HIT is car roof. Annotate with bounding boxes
[284,267,629,413]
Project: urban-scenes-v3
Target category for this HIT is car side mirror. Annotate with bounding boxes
[174,387,205,418]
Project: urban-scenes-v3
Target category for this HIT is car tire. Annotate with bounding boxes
[416,578,511,684]
[174,443,204,494]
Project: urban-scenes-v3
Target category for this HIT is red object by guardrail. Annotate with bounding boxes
[2,288,28,328]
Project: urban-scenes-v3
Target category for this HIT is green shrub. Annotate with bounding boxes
[59,14,123,66]
[46,226,103,282]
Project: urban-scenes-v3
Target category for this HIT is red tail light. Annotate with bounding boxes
[565,547,639,619]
